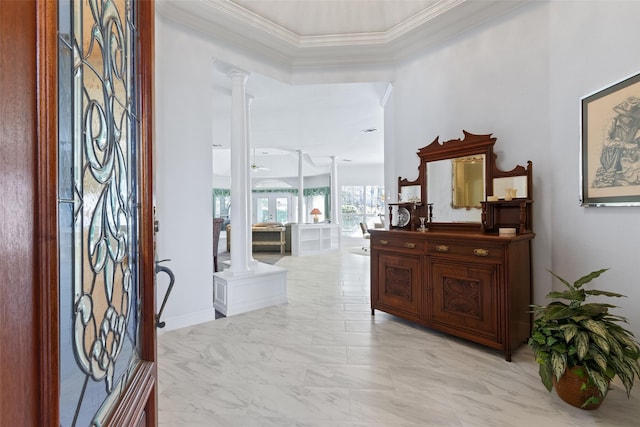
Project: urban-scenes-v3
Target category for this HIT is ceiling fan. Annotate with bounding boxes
[251,148,270,172]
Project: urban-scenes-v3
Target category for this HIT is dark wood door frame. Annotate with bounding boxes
[0,2,39,424]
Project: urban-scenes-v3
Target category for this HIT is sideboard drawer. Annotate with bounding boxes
[427,241,503,260]
[371,235,425,252]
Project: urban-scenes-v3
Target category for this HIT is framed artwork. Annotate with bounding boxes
[581,71,640,206]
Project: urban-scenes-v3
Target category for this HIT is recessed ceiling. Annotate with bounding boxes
[157,0,527,178]
[157,0,526,69]
[230,0,439,37]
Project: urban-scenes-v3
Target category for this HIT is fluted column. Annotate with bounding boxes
[297,150,304,223]
[228,69,251,273]
[331,155,339,224]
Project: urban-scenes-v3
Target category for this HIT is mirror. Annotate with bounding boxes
[492,176,528,199]
[452,155,485,209]
[399,185,421,203]
[427,156,485,223]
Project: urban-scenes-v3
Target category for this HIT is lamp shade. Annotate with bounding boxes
[310,208,321,215]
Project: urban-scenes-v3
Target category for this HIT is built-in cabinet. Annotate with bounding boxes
[291,223,340,256]
[371,131,534,361]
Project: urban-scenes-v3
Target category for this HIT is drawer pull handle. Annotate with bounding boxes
[379,240,388,245]
[435,245,449,253]
[404,242,416,249]
[474,248,490,257]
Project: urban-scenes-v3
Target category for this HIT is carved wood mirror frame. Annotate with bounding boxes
[398,130,533,231]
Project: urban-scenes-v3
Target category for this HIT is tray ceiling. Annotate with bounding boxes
[157,0,526,69]
[230,0,442,37]
[157,0,527,177]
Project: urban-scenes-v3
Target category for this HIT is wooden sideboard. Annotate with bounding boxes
[370,228,533,361]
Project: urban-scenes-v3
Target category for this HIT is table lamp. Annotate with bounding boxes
[310,208,321,223]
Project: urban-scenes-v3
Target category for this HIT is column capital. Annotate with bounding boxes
[227,68,250,82]
[212,58,249,79]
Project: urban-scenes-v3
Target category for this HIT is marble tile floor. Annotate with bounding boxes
[158,240,640,426]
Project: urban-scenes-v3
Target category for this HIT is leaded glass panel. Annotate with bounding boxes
[58,1,141,425]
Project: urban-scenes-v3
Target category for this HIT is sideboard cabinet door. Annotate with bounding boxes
[430,261,499,346]
[372,252,423,321]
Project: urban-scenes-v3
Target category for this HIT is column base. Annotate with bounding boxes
[213,262,288,316]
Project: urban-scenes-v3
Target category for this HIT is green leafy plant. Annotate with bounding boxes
[529,268,640,406]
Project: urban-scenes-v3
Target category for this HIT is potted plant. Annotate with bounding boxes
[529,268,640,409]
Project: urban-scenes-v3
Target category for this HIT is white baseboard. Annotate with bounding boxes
[157,308,217,333]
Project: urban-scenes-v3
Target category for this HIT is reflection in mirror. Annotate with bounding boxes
[427,158,483,223]
[400,185,421,202]
[493,176,528,199]
[452,155,485,209]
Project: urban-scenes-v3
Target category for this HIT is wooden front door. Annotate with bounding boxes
[0,1,157,425]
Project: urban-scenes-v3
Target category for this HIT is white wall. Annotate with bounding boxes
[548,1,640,337]
[392,1,640,337]
[155,17,219,329]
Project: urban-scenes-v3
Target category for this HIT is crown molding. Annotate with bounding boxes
[156,0,527,74]
[164,0,467,48]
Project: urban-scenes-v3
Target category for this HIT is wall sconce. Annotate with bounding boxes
[310,208,321,223]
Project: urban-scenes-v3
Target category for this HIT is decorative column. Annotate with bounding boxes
[297,150,304,223]
[382,83,395,227]
[228,69,251,274]
[213,63,287,318]
[331,155,339,224]
[246,96,256,263]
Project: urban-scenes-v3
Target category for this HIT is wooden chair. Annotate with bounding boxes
[213,218,224,272]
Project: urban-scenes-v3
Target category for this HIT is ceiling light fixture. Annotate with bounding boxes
[251,148,270,172]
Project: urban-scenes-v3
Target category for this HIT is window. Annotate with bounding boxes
[302,187,330,223]
[341,185,384,236]
[213,189,231,221]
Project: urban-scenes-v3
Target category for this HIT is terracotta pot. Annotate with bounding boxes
[553,366,606,410]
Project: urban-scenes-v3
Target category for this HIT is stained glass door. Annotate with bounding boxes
[57,1,156,425]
